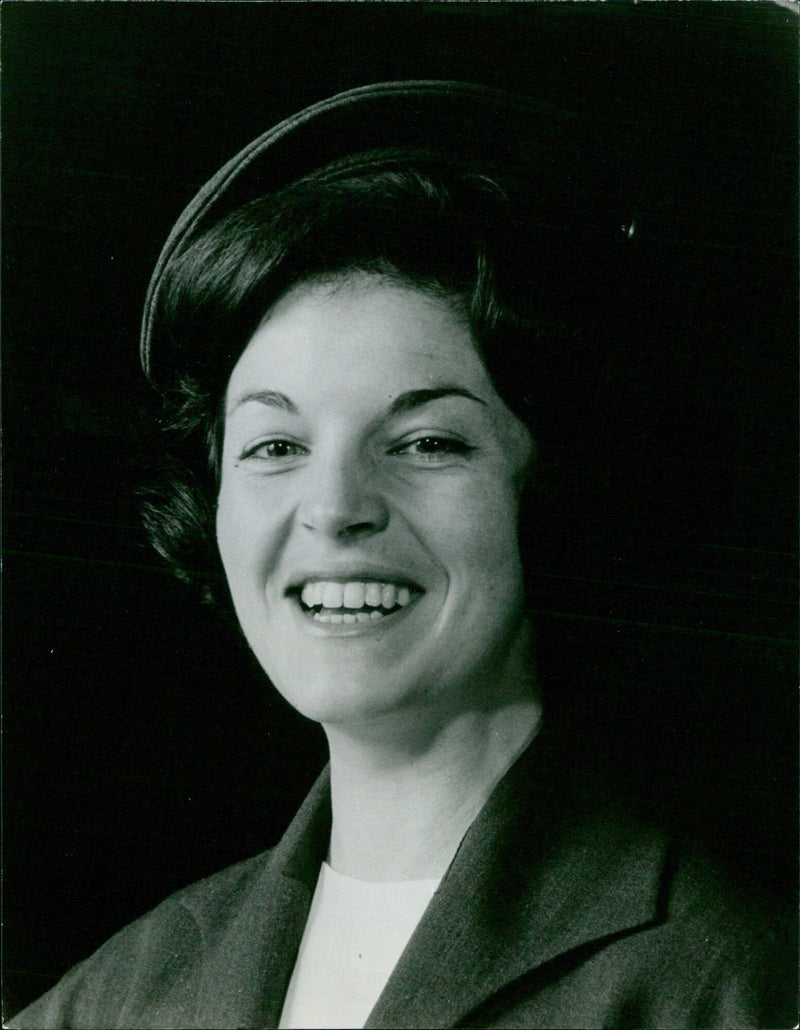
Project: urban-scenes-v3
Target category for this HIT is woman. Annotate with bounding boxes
[11,82,794,1029]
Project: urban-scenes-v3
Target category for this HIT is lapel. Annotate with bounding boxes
[196,769,333,1029]
[365,728,668,1029]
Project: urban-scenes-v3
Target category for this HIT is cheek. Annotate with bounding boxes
[425,478,524,586]
[215,479,280,593]
[472,515,525,602]
[215,481,244,570]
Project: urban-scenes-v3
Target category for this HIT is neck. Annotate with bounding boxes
[323,693,542,882]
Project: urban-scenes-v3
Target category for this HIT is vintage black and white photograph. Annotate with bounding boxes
[3,2,798,1027]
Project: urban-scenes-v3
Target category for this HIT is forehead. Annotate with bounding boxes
[225,276,493,402]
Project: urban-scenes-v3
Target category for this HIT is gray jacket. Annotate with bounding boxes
[9,731,795,1028]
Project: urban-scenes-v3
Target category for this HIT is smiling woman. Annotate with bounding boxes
[10,81,795,1030]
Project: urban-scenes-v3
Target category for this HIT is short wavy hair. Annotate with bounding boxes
[141,164,589,606]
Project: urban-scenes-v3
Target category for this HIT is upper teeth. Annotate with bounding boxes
[300,581,412,610]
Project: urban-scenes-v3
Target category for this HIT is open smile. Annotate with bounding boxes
[291,578,424,626]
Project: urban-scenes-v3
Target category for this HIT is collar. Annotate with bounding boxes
[279,768,332,890]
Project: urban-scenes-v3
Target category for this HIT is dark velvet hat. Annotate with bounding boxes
[140,79,628,390]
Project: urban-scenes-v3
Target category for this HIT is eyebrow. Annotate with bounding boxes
[227,385,487,419]
[387,387,487,417]
[227,389,298,416]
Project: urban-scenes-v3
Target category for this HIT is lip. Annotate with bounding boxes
[282,564,426,637]
[287,586,423,637]
[284,564,425,595]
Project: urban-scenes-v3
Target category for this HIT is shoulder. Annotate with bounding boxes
[666,839,795,999]
[7,849,278,1030]
[527,751,796,1025]
[584,782,794,972]
[100,845,282,960]
[589,807,796,1026]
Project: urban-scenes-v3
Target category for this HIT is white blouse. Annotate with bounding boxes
[278,862,440,1029]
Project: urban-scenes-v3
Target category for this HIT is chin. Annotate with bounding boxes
[267,665,425,727]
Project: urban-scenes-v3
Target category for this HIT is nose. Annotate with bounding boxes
[298,455,389,541]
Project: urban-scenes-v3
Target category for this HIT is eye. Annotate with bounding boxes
[390,436,474,462]
[240,438,308,461]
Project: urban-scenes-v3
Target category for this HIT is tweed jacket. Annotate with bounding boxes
[9,730,796,1029]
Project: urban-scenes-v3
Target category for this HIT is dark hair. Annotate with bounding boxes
[141,164,589,605]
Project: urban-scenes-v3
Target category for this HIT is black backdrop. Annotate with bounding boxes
[3,1,797,1018]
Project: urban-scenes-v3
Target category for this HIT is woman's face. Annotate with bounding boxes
[216,275,534,728]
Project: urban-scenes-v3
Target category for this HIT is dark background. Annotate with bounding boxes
[3,1,797,1018]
